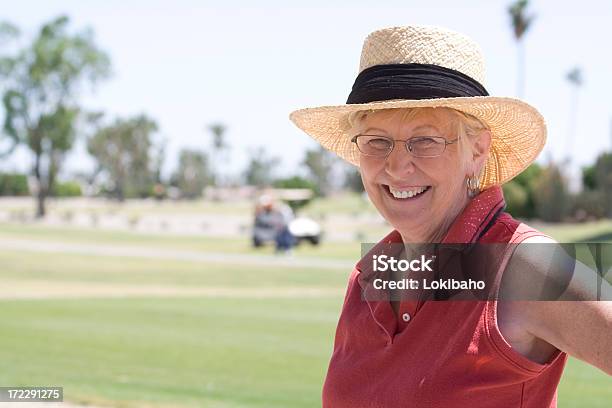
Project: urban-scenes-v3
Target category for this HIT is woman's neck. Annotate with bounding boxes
[399,195,471,244]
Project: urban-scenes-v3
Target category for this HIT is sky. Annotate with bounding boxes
[1,0,611,182]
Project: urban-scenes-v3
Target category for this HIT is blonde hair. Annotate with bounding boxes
[349,107,491,242]
[349,107,489,175]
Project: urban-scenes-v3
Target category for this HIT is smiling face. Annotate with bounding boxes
[355,107,490,243]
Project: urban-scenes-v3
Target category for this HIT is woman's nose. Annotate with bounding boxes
[384,141,416,177]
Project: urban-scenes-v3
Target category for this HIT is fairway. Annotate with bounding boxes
[1,222,610,407]
[0,297,342,408]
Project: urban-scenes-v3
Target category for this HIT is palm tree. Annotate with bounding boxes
[508,0,536,98]
[208,123,228,187]
[565,67,583,161]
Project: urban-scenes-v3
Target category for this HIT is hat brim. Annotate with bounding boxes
[289,96,546,190]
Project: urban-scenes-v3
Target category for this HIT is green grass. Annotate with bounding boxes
[300,192,377,217]
[2,217,610,263]
[558,358,612,407]
[0,215,611,407]
[532,220,612,243]
[0,250,348,288]
[0,222,255,253]
[0,222,363,260]
[0,297,342,408]
[0,296,609,407]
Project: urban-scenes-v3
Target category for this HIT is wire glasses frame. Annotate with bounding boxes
[350,135,460,158]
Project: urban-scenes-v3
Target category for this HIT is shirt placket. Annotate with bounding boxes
[396,264,436,331]
[356,187,506,341]
[359,272,397,344]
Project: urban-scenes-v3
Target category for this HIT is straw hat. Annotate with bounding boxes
[289,25,546,189]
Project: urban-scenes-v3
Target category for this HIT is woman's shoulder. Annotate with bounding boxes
[480,211,551,243]
[498,233,612,375]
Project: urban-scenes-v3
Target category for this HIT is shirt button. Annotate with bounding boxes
[402,312,411,322]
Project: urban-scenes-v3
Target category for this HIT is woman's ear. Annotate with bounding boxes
[471,129,492,170]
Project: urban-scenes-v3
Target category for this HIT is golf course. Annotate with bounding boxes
[0,199,610,407]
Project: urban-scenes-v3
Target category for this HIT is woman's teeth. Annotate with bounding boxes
[388,185,429,199]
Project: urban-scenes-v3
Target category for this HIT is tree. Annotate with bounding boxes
[243,147,279,187]
[532,162,569,222]
[208,123,228,186]
[592,152,612,217]
[565,67,583,161]
[87,115,158,201]
[0,22,20,90]
[0,16,110,217]
[152,137,167,184]
[344,166,365,193]
[0,21,19,47]
[582,164,597,190]
[508,0,536,98]
[171,148,212,199]
[572,153,612,220]
[303,146,337,197]
[502,163,541,218]
[0,22,20,93]
[502,180,528,218]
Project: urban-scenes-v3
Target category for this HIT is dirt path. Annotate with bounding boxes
[0,279,344,300]
[0,237,353,270]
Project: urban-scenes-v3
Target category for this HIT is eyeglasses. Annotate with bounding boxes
[350,135,459,158]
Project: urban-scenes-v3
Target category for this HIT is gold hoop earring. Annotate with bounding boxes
[466,174,480,198]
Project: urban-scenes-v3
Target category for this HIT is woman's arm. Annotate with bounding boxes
[506,236,612,375]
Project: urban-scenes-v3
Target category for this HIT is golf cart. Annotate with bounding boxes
[252,189,322,248]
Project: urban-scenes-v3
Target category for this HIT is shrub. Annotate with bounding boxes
[502,181,528,218]
[273,176,316,191]
[272,176,315,211]
[570,190,607,221]
[0,173,29,196]
[509,163,541,218]
[52,181,82,197]
[531,163,570,222]
[593,152,612,217]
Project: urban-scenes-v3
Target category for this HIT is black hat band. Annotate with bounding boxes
[346,63,489,104]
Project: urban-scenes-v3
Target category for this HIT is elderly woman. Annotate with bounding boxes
[290,26,611,407]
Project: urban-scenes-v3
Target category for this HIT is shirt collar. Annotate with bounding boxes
[356,185,505,274]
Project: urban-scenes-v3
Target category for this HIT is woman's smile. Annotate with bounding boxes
[383,184,432,200]
[379,183,433,220]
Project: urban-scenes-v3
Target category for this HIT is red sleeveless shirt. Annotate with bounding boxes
[322,186,568,407]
